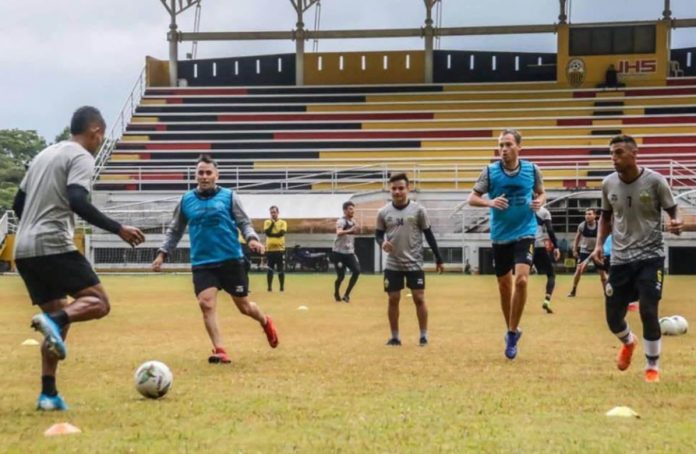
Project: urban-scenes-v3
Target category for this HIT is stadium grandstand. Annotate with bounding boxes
[3,0,696,274]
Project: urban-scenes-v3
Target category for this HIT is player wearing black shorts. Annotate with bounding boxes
[153,155,278,365]
[590,135,683,383]
[264,206,287,292]
[533,207,561,314]
[568,208,598,297]
[332,201,361,303]
[13,107,145,411]
[376,174,444,347]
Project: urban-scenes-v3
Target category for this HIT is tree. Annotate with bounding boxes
[54,126,71,144]
[0,129,47,214]
[0,129,47,164]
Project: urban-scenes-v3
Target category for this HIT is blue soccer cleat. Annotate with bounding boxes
[504,330,523,360]
[37,393,68,411]
[31,313,67,360]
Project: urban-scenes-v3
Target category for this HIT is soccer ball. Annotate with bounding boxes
[671,315,689,335]
[134,361,173,399]
[659,317,679,336]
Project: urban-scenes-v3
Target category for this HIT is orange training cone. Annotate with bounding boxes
[44,423,82,437]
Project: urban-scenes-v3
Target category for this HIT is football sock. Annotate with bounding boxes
[644,338,661,369]
[48,310,69,328]
[420,329,428,341]
[391,330,400,341]
[41,375,57,397]
[616,325,634,345]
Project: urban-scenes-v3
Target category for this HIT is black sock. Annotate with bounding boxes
[48,310,69,328]
[279,273,285,290]
[42,375,57,397]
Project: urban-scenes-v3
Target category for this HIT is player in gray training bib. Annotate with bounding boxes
[332,201,361,302]
[568,208,599,297]
[376,173,444,347]
[590,134,683,384]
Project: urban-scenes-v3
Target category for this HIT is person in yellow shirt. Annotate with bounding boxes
[264,206,287,291]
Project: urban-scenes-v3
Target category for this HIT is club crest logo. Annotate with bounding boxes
[566,58,586,88]
[639,189,652,205]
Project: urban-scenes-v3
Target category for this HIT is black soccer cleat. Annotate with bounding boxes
[419,337,428,347]
[334,293,341,302]
[385,338,402,346]
[342,295,350,303]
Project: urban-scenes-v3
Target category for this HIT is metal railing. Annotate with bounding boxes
[92,66,147,184]
[94,158,696,193]
[0,212,8,246]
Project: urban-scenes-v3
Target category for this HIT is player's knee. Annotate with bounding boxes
[514,274,528,288]
[237,302,253,316]
[198,297,215,313]
[352,270,361,279]
[388,295,400,305]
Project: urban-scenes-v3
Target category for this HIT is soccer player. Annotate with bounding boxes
[332,201,361,303]
[376,173,444,346]
[152,155,278,364]
[567,208,599,297]
[12,106,145,410]
[264,206,287,292]
[534,206,561,314]
[590,135,682,383]
[467,129,545,360]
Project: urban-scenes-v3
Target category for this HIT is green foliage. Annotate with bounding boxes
[54,126,71,144]
[0,129,46,164]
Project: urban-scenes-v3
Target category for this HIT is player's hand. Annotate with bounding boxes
[119,225,145,247]
[435,262,444,274]
[248,239,265,254]
[668,218,683,235]
[382,240,394,253]
[488,194,508,210]
[530,197,543,211]
[151,253,165,272]
[589,246,603,266]
[553,248,561,261]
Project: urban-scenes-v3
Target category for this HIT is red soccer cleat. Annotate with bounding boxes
[208,347,231,364]
[645,368,660,383]
[263,316,279,348]
[616,335,636,371]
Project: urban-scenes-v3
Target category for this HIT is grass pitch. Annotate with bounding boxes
[1,272,696,453]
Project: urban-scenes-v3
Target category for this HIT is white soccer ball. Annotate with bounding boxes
[671,315,689,335]
[659,317,679,336]
[134,361,173,399]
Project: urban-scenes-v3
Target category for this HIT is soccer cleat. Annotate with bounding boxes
[504,330,522,360]
[263,316,279,348]
[36,393,68,411]
[341,295,350,303]
[208,347,231,364]
[419,336,428,347]
[567,291,576,298]
[616,335,636,371]
[542,300,554,314]
[30,314,67,360]
[385,338,402,346]
[334,293,341,302]
[645,368,660,383]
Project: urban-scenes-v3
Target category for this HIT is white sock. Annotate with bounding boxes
[420,329,428,340]
[644,338,661,370]
[391,331,400,340]
[615,325,634,345]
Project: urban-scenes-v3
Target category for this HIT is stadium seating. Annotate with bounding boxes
[94,77,696,192]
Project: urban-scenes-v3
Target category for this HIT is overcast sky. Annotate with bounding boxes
[1,0,695,141]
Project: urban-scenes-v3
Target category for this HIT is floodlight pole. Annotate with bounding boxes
[663,0,672,20]
[423,0,438,84]
[558,0,568,24]
[290,0,320,86]
[160,0,202,87]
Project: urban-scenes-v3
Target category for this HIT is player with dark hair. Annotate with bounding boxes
[376,173,444,347]
[468,129,545,360]
[534,206,561,314]
[13,106,145,410]
[567,208,599,297]
[152,154,278,364]
[264,205,287,292]
[590,134,682,383]
[332,201,361,303]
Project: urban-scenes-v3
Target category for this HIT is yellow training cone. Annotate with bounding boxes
[21,339,40,346]
[606,406,640,418]
[44,423,82,437]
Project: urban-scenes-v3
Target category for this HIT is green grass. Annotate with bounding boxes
[1,273,696,453]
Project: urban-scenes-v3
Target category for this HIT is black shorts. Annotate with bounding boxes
[193,259,248,297]
[384,269,425,292]
[532,247,554,275]
[492,238,534,277]
[606,257,664,305]
[332,252,361,274]
[266,251,285,271]
[15,251,100,306]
